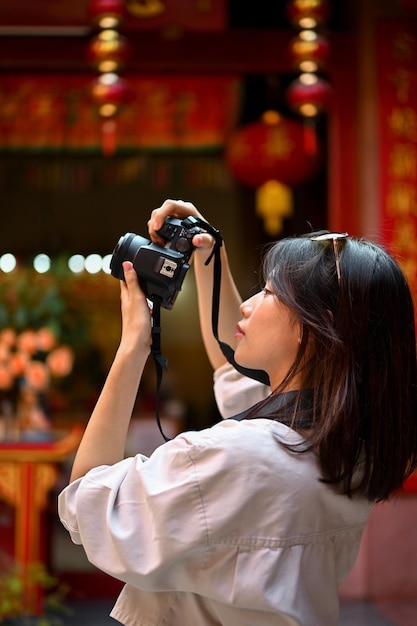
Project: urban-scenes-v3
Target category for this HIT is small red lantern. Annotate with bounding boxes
[286,0,331,29]
[90,73,131,156]
[225,113,322,188]
[91,73,131,118]
[288,32,330,72]
[87,0,127,28]
[87,30,130,72]
[286,75,333,117]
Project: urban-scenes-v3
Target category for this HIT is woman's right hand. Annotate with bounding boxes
[147,199,214,251]
[148,198,240,372]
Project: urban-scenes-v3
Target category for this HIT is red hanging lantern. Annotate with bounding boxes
[225,113,322,188]
[87,0,127,28]
[286,75,333,117]
[286,0,331,30]
[87,30,131,72]
[90,73,131,118]
[288,31,330,72]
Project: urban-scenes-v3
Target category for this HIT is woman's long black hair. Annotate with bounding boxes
[257,232,417,502]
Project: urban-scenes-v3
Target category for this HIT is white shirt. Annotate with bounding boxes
[58,387,372,626]
[214,362,271,418]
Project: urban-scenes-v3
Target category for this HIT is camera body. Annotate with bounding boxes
[110,216,201,309]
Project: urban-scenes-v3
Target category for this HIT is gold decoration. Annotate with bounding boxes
[256,180,293,235]
[126,0,166,18]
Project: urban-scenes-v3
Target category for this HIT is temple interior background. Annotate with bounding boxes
[0,1,417,624]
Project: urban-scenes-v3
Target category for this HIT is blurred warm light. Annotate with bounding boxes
[99,102,118,117]
[299,29,317,42]
[85,254,103,274]
[102,254,112,274]
[0,253,115,275]
[299,60,319,72]
[33,254,51,274]
[99,28,118,41]
[98,59,118,72]
[0,253,17,273]
[299,103,319,117]
[98,15,120,28]
[261,110,282,125]
[299,17,317,29]
[299,72,319,85]
[68,255,85,274]
[99,71,119,85]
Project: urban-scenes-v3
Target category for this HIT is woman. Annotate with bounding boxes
[58,200,417,626]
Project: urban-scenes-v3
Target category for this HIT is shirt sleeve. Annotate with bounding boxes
[58,437,212,593]
[58,420,284,595]
[213,362,270,418]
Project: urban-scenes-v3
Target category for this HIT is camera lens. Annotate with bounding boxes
[110,232,150,280]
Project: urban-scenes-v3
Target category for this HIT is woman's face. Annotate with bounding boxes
[234,284,302,390]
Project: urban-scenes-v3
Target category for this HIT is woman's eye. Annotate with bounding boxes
[262,286,272,295]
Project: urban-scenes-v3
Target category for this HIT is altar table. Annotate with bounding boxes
[0,426,83,614]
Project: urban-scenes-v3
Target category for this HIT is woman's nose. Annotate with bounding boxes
[239,300,250,317]
[239,293,258,316]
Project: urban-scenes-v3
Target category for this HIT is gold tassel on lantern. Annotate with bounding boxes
[256,180,293,235]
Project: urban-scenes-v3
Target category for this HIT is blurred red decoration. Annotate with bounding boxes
[403,471,417,493]
[398,0,417,13]
[90,73,131,117]
[87,1,131,157]
[286,75,333,117]
[87,30,130,72]
[101,119,118,156]
[225,114,322,188]
[286,0,331,29]
[289,32,330,71]
[87,0,127,28]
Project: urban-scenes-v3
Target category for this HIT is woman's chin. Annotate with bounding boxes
[234,351,257,372]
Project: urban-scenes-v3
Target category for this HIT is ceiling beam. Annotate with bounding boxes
[0,29,295,74]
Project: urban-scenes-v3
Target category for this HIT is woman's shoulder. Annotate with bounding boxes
[169,418,371,535]
[173,417,312,476]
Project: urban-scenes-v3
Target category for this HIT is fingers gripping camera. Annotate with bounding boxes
[110,216,201,309]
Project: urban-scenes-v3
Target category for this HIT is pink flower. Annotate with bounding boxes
[24,360,50,391]
[0,328,16,349]
[16,330,38,355]
[0,328,73,395]
[0,343,10,362]
[36,328,57,352]
[0,364,13,390]
[9,351,29,377]
[46,346,74,378]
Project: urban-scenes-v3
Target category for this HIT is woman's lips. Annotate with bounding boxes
[234,323,244,339]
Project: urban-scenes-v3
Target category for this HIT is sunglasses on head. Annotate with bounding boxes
[310,232,349,284]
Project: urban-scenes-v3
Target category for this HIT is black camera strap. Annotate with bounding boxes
[200,222,270,388]
[151,217,269,443]
[150,296,170,441]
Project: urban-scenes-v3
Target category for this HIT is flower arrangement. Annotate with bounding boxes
[0,328,73,392]
[0,264,119,424]
[0,327,74,438]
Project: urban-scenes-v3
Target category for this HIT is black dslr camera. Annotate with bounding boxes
[110,216,201,309]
